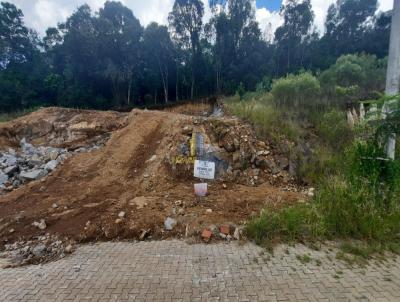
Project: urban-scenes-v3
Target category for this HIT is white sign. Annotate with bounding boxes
[194,160,215,180]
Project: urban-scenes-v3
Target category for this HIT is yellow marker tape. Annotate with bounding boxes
[172,155,196,165]
[190,133,196,157]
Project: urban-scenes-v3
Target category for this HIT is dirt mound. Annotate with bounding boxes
[0,107,129,150]
[0,108,305,257]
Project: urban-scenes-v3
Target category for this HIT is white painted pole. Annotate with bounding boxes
[385,0,400,160]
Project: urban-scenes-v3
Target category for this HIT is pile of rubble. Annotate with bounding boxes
[166,116,298,190]
[0,138,105,192]
[0,139,68,191]
[0,234,74,268]
[201,224,243,243]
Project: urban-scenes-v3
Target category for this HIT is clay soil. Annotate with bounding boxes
[0,107,304,246]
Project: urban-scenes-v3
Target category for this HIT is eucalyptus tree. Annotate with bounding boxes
[169,0,204,99]
[274,0,315,75]
[97,1,143,105]
[143,23,175,103]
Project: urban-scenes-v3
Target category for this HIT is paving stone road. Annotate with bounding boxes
[1,240,400,301]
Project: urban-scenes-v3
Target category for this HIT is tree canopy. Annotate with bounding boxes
[0,0,393,112]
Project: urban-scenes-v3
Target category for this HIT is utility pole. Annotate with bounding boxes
[384,0,400,159]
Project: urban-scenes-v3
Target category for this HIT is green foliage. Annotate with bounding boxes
[245,205,321,245]
[316,110,353,151]
[225,92,301,142]
[0,106,41,123]
[271,72,321,109]
[319,54,387,102]
[0,0,392,112]
[247,140,400,252]
[255,76,272,93]
[236,82,245,100]
[274,0,316,75]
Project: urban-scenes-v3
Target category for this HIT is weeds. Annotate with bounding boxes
[296,254,312,264]
[225,94,301,142]
[228,90,400,263]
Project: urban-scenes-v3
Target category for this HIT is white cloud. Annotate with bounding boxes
[7,0,395,37]
[255,0,394,38]
[256,8,282,41]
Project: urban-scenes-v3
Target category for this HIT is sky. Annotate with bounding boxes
[8,0,395,37]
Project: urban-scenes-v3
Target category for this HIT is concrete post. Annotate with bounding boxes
[385,0,400,159]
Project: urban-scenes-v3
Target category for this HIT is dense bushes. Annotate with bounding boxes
[319,54,387,102]
[268,54,387,111]
[316,110,354,151]
[247,140,400,247]
[271,72,321,108]
[225,93,301,142]
[245,97,400,253]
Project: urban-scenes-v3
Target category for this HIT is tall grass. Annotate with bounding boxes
[225,93,302,142]
[246,140,400,254]
[228,90,400,258]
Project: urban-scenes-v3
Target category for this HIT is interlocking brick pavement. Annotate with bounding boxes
[1,240,400,301]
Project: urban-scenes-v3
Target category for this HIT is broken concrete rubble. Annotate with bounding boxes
[164,217,177,231]
[20,169,47,181]
[44,160,58,172]
[0,137,106,193]
[0,107,305,267]
[32,219,47,230]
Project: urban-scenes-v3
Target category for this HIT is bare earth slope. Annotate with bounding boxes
[0,108,303,246]
[0,107,128,150]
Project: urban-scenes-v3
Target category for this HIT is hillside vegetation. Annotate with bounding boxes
[0,0,392,112]
[226,54,400,258]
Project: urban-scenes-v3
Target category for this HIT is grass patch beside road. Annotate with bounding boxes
[228,91,400,262]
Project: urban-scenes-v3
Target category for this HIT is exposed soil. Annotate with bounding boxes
[0,107,128,150]
[0,106,305,250]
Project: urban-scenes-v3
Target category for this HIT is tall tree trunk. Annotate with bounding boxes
[176,65,179,102]
[191,76,195,100]
[165,70,169,104]
[127,79,132,106]
[158,59,168,104]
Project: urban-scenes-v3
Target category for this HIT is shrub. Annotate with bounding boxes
[255,76,272,93]
[236,82,245,100]
[246,140,400,249]
[320,54,386,101]
[316,109,353,151]
[271,72,321,109]
[225,93,301,142]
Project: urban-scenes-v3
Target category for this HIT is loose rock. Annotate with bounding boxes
[44,160,58,172]
[233,228,240,240]
[33,219,47,230]
[32,244,46,257]
[65,245,73,254]
[20,169,47,181]
[164,217,177,231]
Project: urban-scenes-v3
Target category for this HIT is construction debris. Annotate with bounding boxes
[0,106,306,266]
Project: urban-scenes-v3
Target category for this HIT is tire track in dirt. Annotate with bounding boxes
[0,110,177,243]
